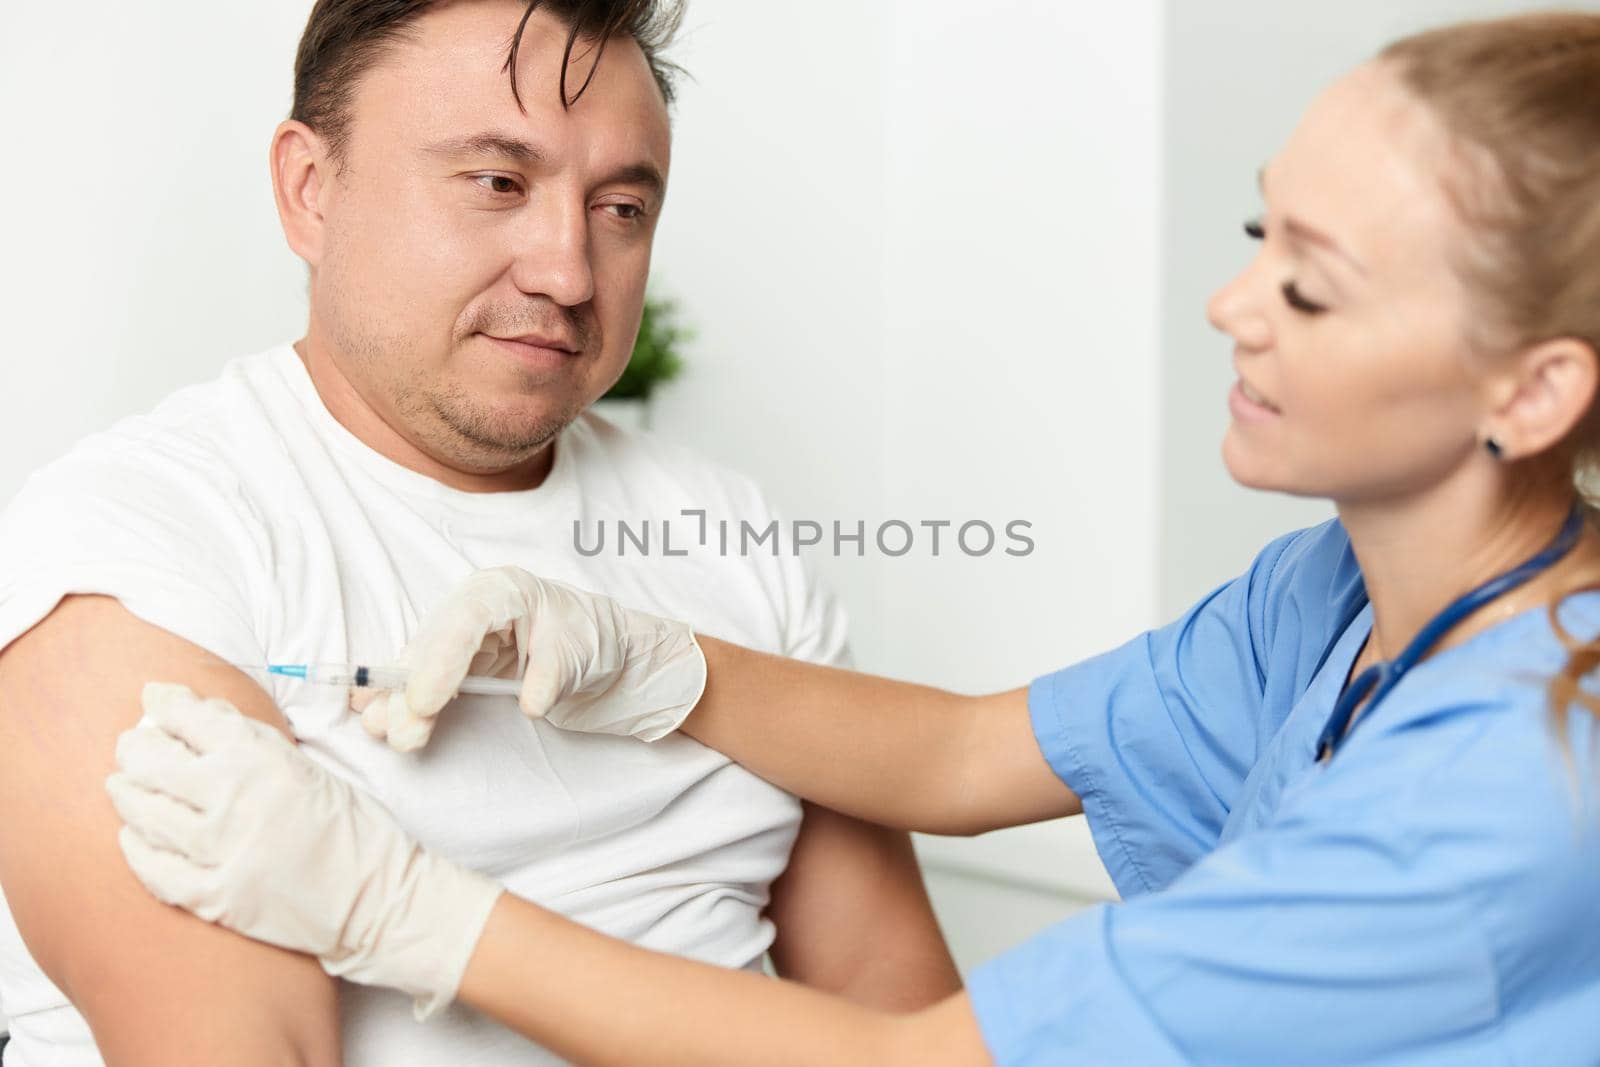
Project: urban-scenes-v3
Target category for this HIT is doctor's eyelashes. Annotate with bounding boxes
[1281,281,1329,315]
[1240,218,1331,315]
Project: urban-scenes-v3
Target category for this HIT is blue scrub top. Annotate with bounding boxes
[969,520,1600,1066]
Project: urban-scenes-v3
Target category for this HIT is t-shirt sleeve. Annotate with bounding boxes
[1029,522,1361,896]
[778,558,852,670]
[968,697,1544,1066]
[0,433,266,669]
[740,486,852,670]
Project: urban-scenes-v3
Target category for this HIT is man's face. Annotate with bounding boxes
[307,0,671,474]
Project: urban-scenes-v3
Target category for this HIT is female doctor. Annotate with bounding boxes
[107,12,1600,1066]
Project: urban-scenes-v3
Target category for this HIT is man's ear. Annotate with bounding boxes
[1481,336,1599,460]
[270,120,332,268]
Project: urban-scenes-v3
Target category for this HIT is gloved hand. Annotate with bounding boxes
[361,565,707,753]
[107,682,503,1021]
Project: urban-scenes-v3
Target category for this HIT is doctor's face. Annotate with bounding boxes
[303,1,670,473]
[1206,62,1486,505]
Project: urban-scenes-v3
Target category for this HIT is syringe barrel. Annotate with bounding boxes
[306,663,409,689]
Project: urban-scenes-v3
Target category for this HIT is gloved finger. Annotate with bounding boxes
[140,682,259,755]
[401,622,484,723]
[386,690,438,753]
[106,772,210,860]
[113,726,211,809]
[403,569,529,720]
[349,687,380,714]
[517,625,568,721]
[117,825,217,917]
[469,634,520,682]
[360,688,394,738]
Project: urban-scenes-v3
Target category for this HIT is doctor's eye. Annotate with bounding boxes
[1244,218,1266,241]
[1281,280,1328,315]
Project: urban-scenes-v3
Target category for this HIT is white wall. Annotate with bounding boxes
[648,1,893,660]
[652,1,1165,960]
[0,6,312,504]
[876,0,1160,932]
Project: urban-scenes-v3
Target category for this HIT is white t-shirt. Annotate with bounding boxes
[0,345,849,1067]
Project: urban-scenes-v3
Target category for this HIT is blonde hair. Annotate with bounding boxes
[1380,14,1600,732]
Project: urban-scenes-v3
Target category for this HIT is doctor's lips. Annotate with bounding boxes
[1230,374,1283,419]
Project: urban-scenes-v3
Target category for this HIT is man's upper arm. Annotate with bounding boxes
[766,802,961,1010]
[0,595,341,1066]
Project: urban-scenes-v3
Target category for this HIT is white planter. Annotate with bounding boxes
[591,397,652,432]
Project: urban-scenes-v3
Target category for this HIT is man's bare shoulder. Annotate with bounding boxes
[0,595,341,1067]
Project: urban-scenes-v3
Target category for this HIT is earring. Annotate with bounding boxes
[1485,437,1506,460]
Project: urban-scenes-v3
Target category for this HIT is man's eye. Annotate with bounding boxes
[600,202,645,221]
[475,176,522,195]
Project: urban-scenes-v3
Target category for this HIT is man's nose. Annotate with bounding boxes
[508,196,596,309]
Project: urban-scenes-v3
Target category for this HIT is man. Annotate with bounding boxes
[0,2,959,1064]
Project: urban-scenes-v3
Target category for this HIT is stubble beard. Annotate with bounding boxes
[342,322,588,472]
[420,374,582,461]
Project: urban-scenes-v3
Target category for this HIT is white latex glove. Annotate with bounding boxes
[107,682,503,1021]
[362,565,707,753]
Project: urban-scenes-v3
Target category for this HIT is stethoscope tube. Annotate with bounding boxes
[1316,504,1587,762]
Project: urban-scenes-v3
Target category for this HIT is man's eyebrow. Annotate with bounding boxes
[422,133,551,166]
[598,162,667,200]
[1257,165,1367,277]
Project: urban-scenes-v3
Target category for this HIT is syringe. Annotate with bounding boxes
[244,662,523,698]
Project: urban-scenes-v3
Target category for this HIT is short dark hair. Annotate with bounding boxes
[291,0,684,165]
